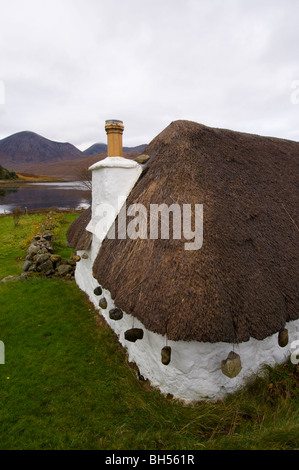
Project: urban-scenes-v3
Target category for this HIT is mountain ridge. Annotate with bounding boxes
[0,131,147,178]
[83,143,147,156]
[0,131,83,168]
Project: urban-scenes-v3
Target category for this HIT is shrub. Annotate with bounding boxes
[12,207,24,227]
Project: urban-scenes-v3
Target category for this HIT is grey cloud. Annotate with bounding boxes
[0,0,298,148]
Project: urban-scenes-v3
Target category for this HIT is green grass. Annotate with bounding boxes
[0,211,298,450]
[0,212,77,279]
[0,213,44,279]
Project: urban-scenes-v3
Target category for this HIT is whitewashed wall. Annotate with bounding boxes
[75,259,299,402]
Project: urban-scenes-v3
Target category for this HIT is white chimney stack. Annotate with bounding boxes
[86,120,142,244]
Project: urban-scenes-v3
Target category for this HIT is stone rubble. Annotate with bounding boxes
[21,231,80,280]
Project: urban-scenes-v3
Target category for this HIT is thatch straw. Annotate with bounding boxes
[91,120,298,343]
[66,206,92,250]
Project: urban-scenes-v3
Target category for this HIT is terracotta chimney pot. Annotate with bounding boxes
[105,119,124,157]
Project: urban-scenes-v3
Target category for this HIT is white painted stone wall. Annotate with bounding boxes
[74,261,299,402]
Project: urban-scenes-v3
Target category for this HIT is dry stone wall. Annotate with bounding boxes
[22,232,80,279]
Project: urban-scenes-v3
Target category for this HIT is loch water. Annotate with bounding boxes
[0,182,91,214]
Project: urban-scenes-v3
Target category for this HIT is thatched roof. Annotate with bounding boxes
[91,121,299,344]
[66,206,92,250]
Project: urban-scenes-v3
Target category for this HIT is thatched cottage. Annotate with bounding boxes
[67,119,299,402]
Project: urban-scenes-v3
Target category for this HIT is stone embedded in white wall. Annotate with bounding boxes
[161,346,171,365]
[221,351,242,378]
[94,286,103,296]
[278,328,289,348]
[99,297,108,309]
[109,308,123,321]
[124,328,144,343]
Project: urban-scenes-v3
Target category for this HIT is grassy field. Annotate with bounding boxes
[0,211,298,450]
[0,172,66,186]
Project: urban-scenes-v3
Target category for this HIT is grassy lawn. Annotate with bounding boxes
[0,212,298,450]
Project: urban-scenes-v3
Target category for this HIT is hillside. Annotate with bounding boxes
[18,151,141,180]
[0,131,83,169]
[83,143,147,156]
[0,131,147,179]
[82,143,107,156]
[0,164,18,180]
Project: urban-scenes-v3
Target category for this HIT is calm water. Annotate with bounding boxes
[0,182,91,214]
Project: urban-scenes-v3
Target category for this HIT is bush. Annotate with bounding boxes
[12,207,24,227]
[0,165,18,180]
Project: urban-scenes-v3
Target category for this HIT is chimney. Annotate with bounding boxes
[105,119,124,157]
[87,120,142,244]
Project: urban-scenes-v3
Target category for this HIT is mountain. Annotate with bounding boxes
[83,143,147,156]
[83,143,107,156]
[123,144,147,153]
[0,130,147,179]
[0,131,83,170]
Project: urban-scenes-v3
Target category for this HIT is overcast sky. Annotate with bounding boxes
[0,0,298,150]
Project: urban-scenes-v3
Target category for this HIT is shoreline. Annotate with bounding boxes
[0,206,86,216]
[0,177,72,188]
